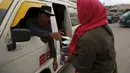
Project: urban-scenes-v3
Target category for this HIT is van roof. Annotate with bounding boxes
[41,0,76,8]
[13,0,76,8]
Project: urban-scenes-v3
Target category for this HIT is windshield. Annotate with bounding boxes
[121,11,130,18]
[0,0,13,25]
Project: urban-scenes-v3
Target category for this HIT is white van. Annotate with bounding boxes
[0,0,79,73]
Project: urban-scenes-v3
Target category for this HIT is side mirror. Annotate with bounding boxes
[11,29,31,42]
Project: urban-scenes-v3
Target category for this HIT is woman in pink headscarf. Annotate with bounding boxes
[67,0,117,73]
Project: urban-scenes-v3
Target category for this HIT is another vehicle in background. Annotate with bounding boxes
[107,16,113,23]
[119,11,130,27]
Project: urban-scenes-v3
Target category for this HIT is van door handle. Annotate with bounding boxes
[7,42,27,51]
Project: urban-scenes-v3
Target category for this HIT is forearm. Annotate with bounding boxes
[32,30,51,38]
[46,37,57,59]
[50,48,57,59]
[29,26,52,38]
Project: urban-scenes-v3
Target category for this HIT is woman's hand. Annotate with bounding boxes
[67,53,73,63]
[49,31,64,41]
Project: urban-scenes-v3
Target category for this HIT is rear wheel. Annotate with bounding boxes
[40,68,51,73]
[125,25,129,27]
[108,19,112,23]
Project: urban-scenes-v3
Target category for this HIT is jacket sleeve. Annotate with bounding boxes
[28,25,52,38]
[40,37,56,58]
[77,39,97,73]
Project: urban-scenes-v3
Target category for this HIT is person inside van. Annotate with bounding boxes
[26,6,64,71]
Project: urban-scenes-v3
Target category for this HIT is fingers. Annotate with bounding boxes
[67,57,71,63]
[53,61,58,71]
[53,64,58,71]
[67,55,72,63]
[59,31,64,35]
[55,32,62,39]
[51,32,62,40]
[53,33,59,40]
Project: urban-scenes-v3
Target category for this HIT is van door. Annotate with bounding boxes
[0,1,54,73]
[50,4,75,72]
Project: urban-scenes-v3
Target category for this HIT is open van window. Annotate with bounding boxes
[0,0,13,25]
[11,1,47,28]
[53,4,66,35]
[12,7,52,30]
[12,7,41,29]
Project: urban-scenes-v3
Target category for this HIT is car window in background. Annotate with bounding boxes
[121,11,130,19]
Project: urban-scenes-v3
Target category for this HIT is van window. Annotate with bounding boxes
[53,4,66,35]
[11,1,47,27]
[68,7,79,26]
[0,0,13,25]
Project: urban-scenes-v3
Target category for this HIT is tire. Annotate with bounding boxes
[108,20,112,23]
[40,68,51,73]
[125,25,129,27]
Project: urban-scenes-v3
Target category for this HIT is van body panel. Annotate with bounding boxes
[0,45,51,73]
[0,0,18,36]
[0,0,13,9]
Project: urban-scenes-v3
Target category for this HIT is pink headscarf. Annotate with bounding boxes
[69,0,108,54]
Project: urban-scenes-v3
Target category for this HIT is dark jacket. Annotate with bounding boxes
[72,25,117,73]
[26,18,52,37]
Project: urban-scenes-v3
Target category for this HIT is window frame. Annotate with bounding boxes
[0,0,49,38]
[11,1,47,27]
[0,0,14,26]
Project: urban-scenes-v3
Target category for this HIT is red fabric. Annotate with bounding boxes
[75,70,79,73]
[69,0,108,54]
